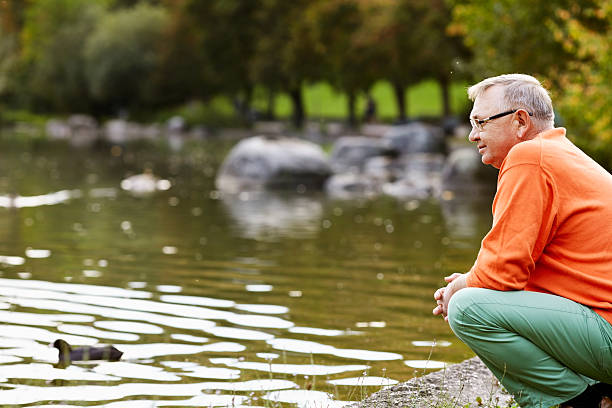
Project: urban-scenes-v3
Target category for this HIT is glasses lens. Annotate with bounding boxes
[470,119,481,130]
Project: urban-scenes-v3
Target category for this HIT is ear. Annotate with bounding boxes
[515,109,532,139]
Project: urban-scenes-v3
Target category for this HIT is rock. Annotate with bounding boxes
[363,156,405,181]
[329,136,390,173]
[401,153,446,174]
[46,120,71,141]
[67,114,97,130]
[347,357,513,408]
[324,173,381,200]
[45,115,100,148]
[104,120,162,145]
[361,124,393,138]
[167,115,186,133]
[441,147,498,196]
[383,122,447,154]
[380,153,445,199]
[382,174,439,199]
[325,121,347,137]
[67,115,99,148]
[254,121,286,135]
[215,136,332,193]
[440,115,461,136]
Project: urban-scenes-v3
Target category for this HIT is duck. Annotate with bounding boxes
[120,169,171,195]
[52,339,123,366]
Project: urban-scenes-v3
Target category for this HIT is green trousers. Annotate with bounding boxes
[447,288,612,408]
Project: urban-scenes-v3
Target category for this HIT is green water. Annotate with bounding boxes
[0,136,493,406]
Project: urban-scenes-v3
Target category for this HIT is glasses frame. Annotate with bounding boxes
[470,109,533,131]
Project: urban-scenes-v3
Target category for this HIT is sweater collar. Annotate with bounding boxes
[536,127,566,140]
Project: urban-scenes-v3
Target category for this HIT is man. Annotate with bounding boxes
[433,74,612,408]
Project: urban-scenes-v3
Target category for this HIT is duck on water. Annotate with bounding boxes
[52,339,123,367]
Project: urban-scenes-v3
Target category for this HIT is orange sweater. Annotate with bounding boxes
[466,128,612,325]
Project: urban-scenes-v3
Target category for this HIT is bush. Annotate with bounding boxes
[84,3,169,112]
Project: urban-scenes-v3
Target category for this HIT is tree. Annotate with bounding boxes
[307,0,380,126]
[363,0,434,122]
[448,0,612,167]
[84,3,169,112]
[416,0,469,117]
[0,0,30,105]
[20,0,106,112]
[549,1,612,168]
[447,0,591,77]
[163,0,261,121]
[252,0,325,128]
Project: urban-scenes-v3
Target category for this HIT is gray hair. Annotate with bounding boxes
[468,74,554,130]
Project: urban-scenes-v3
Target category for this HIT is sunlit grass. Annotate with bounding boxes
[252,80,470,121]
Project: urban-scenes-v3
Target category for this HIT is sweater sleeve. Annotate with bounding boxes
[466,162,558,290]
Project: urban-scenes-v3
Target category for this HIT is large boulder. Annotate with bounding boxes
[215,135,331,193]
[441,147,498,196]
[383,122,446,154]
[329,136,389,173]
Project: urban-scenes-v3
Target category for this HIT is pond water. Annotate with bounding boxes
[0,135,494,407]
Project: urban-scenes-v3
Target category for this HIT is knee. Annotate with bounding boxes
[447,287,483,335]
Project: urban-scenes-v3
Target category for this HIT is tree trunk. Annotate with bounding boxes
[393,82,407,123]
[439,76,451,117]
[289,87,304,129]
[347,91,356,128]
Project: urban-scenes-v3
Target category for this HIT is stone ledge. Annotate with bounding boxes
[347,357,515,408]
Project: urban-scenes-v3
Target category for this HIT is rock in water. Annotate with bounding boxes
[215,136,331,193]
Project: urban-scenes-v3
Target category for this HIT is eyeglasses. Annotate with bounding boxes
[470,109,533,131]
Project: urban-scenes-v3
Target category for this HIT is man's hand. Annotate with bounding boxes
[433,273,468,322]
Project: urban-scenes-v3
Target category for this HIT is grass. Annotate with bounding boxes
[251,80,470,121]
[160,79,470,128]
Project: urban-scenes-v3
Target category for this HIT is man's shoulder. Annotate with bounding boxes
[505,137,543,166]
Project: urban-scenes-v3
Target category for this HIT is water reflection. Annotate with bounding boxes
[440,196,492,240]
[210,358,369,376]
[221,192,323,241]
[0,189,78,208]
[0,379,295,405]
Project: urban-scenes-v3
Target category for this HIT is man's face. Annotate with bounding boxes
[468,86,519,169]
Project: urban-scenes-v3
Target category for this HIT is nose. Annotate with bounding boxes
[468,127,480,142]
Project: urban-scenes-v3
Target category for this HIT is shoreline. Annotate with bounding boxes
[348,357,514,408]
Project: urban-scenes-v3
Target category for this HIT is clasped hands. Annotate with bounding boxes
[432,272,466,322]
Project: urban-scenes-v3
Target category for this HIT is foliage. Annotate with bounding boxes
[447,0,577,76]
[20,0,107,112]
[84,3,169,112]
[0,0,30,104]
[448,0,612,168]
[550,0,612,168]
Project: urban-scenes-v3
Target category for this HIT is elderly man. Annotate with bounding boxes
[433,74,612,408]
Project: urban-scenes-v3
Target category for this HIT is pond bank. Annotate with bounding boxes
[348,357,514,408]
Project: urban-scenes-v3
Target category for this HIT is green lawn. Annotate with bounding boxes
[252,79,470,121]
[134,79,471,127]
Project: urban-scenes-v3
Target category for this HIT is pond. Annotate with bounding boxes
[0,135,493,407]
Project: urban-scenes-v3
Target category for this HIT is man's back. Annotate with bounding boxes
[469,128,612,323]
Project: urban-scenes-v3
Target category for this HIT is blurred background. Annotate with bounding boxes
[0,0,610,162]
[0,0,610,406]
